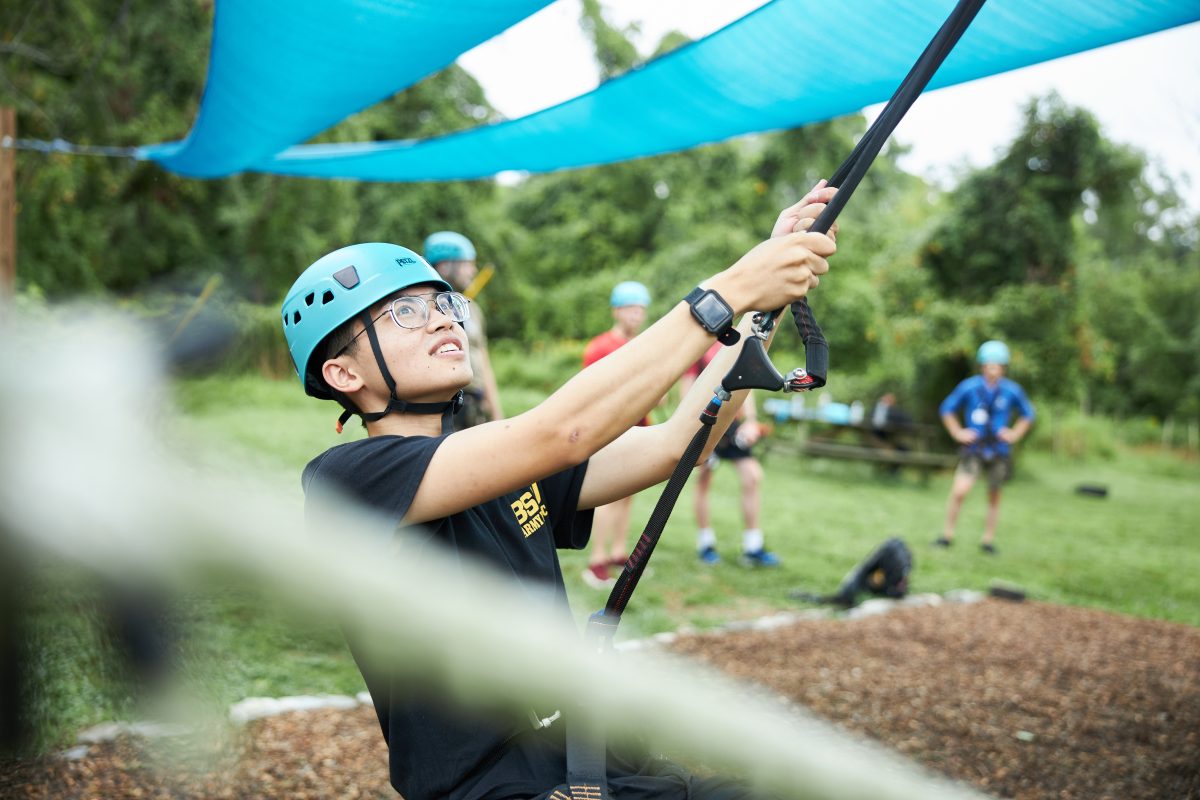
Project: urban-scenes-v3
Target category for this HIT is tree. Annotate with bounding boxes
[920,94,1139,299]
[2,2,500,301]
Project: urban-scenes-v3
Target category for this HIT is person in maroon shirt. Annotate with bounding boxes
[681,344,778,567]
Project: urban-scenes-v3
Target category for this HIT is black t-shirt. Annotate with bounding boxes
[301,434,592,800]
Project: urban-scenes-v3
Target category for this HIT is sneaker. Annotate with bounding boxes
[607,555,628,571]
[697,546,721,566]
[933,536,952,547]
[739,548,780,568]
[981,542,997,555]
[581,563,615,589]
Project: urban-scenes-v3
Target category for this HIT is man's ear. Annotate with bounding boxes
[321,356,366,395]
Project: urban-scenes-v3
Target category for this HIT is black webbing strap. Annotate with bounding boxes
[556,394,724,800]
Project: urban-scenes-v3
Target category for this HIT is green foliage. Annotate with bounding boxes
[3,4,498,301]
[6,5,1198,438]
[921,95,1113,298]
[901,93,1199,419]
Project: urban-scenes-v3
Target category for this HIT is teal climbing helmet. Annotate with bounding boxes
[610,281,651,308]
[423,231,476,266]
[976,340,1011,366]
[281,243,451,399]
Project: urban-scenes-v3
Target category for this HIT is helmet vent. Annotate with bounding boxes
[333,265,360,289]
[304,292,315,306]
[293,310,301,325]
[282,313,289,327]
[322,290,335,305]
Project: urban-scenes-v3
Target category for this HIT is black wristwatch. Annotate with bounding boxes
[683,287,740,345]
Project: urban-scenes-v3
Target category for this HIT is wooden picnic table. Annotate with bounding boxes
[763,414,959,478]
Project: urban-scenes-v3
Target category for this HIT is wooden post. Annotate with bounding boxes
[0,107,15,298]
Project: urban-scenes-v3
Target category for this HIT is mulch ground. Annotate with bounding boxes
[2,599,1197,799]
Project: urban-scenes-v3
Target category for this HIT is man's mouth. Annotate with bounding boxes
[432,339,463,355]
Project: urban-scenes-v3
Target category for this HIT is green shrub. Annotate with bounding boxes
[491,338,584,395]
[1026,405,1116,460]
[222,301,293,380]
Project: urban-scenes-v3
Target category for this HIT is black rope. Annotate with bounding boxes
[761,0,989,382]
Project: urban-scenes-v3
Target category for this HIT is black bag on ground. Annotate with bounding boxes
[791,537,913,608]
[831,537,912,606]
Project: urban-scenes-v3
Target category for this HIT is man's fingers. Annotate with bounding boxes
[774,188,837,228]
[786,230,836,258]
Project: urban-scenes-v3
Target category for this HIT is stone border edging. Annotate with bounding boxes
[63,590,985,759]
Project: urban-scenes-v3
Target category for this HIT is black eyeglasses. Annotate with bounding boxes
[337,292,471,355]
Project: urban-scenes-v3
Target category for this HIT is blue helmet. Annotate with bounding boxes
[282,243,451,399]
[610,280,651,308]
[423,231,476,266]
[976,340,1011,366]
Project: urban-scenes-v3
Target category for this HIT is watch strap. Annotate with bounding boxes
[683,287,740,345]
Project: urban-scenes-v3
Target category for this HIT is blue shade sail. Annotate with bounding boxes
[236,0,1198,182]
[138,0,554,178]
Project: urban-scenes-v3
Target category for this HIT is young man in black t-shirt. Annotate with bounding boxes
[281,184,839,800]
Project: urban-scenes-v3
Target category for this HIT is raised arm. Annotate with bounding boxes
[407,189,838,524]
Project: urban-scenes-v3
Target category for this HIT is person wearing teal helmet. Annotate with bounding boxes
[578,280,653,588]
[935,339,1035,554]
[281,242,464,431]
[423,230,504,427]
[284,182,839,800]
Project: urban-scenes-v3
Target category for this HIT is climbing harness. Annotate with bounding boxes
[553,1,989,796]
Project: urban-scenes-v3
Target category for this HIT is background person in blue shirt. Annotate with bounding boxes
[935,340,1035,554]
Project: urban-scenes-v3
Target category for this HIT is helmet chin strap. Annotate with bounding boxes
[334,310,463,435]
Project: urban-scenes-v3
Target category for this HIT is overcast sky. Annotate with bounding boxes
[459,2,1200,211]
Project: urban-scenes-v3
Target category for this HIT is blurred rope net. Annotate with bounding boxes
[0,308,992,800]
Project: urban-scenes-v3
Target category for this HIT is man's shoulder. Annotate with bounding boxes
[303,435,437,489]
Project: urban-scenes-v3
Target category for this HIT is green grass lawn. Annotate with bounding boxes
[21,374,1200,751]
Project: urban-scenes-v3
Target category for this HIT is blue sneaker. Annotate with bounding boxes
[739,548,781,568]
[698,546,721,565]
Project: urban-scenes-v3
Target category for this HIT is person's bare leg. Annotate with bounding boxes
[736,458,763,531]
[942,472,976,542]
[608,494,634,562]
[694,463,718,559]
[589,501,620,568]
[694,464,714,530]
[983,486,1002,547]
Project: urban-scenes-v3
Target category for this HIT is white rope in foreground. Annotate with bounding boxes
[0,309,992,800]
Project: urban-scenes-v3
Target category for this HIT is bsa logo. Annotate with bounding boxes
[511,482,549,537]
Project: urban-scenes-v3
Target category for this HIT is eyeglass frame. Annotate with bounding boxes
[335,291,471,357]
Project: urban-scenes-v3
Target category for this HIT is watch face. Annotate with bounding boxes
[694,293,732,327]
